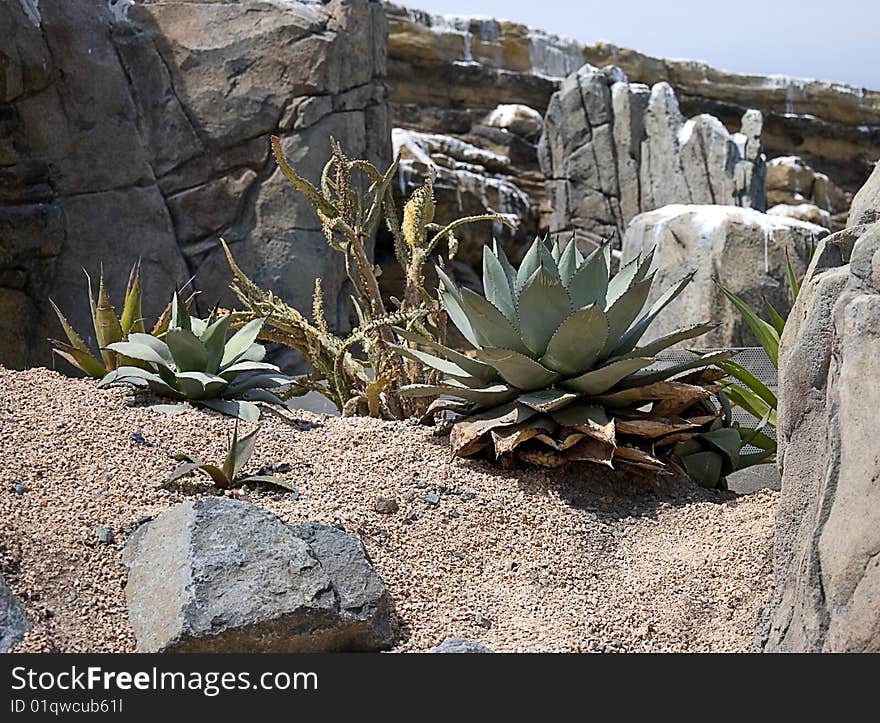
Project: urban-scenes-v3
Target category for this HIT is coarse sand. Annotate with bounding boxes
[0,367,778,652]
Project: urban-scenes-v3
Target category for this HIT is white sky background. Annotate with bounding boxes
[404,0,880,90]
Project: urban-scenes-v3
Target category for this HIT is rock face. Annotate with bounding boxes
[0,0,390,369]
[123,498,395,653]
[621,205,827,348]
[848,162,880,226]
[757,172,880,651]
[766,156,850,229]
[759,133,880,652]
[541,65,766,249]
[583,42,880,195]
[0,572,30,653]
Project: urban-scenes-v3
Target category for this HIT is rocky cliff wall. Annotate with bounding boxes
[1,0,390,370]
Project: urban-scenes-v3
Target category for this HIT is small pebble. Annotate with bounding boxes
[473,613,492,629]
[421,491,440,506]
[13,482,27,495]
[130,432,149,446]
[373,496,400,514]
[95,527,114,544]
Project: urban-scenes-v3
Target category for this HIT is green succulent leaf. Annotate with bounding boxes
[724,384,778,428]
[516,268,572,356]
[620,350,733,388]
[436,266,479,348]
[678,450,724,488]
[49,340,107,379]
[605,255,642,307]
[550,401,609,427]
[393,344,479,384]
[240,474,298,491]
[515,388,580,413]
[170,291,192,333]
[698,427,743,466]
[175,371,228,400]
[613,271,696,356]
[126,333,174,366]
[460,287,531,354]
[599,276,654,359]
[482,245,517,325]
[400,382,516,407]
[561,357,654,395]
[515,238,544,293]
[201,315,232,373]
[393,327,498,384]
[165,328,209,372]
[120,261,144,335]
[540,305,609,376]
[220,318,265,369]
[557,237,582,285]
[719,286,779,365]
[474,348,560,390]
[492,239,517,288]
[166,461,205,485]
[764,299,787,336]
[104,341,172,369]
[718,360,777,409]
[566,244,609,309]
[623,323,717,358]
[197,398,261,422]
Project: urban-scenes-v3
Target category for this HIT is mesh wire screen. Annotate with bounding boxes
[655,347,776,452]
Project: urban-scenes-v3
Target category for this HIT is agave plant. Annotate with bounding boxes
[49,262,188,378]
[166,422,296,491]
[397,236,734,479]
[97,293,294,421]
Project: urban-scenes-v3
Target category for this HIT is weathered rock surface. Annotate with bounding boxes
[123,498,395,653]
[1,0,390,369]
[848,162,880,226]
[429,637,494,653]
[621,205,827,348]
[539,65,766,248]
[583,42,880,195]
[757,215,880,652]
[0,572,30,653]
[766,156,849,229]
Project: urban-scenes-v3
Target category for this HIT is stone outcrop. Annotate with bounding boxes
[766,156,850,229]
[757,162,880,651]
[621,205,827,348]
[0,0,390,370]
[0,572,30,653]
[123,498,396,653]
[583,42,880,195]
[848,162,880,226]
[540,65,766,248]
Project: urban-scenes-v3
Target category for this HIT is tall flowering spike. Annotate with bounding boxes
[402,174,435,249]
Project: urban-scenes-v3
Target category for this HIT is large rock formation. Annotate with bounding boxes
[124,498,396,653]
[0,572,30,653]
[766,156,850,230]
[0,0,390,370]
[539,65,766,248]
[583,43,880,196]
[757,168,880,651]
[848,162,880,226]
[621,205,826,348]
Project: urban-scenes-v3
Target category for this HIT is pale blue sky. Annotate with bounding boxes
[405,0,880,90]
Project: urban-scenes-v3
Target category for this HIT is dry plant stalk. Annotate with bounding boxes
[223,136,516,418]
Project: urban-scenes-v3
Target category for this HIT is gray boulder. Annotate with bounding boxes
[757,219,880,652]
[0,0,390,370]
[539,65,766,249]
[621,205,826,348]
[0,573,30,653]
[123,498,395,653]
[848,162,880,226]
[429,638,494,653]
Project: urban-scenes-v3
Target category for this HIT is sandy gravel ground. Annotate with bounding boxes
[0,367,777,653]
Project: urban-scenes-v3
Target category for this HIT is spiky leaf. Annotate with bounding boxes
[474,348,559,390]
[540,306,608,376]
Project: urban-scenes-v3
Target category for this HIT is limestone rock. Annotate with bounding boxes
[768,203,831,229]
[766,156,850,222]
[123,498,395,653]
[430,638,494,653]
[848,162,880,227]
[621,205,827,348]
[0,0,390,370]
[758,219,880,652]
[391,128,535,267]
[583,41,880,195]
[0,573,30,653]
[540,65,766,249]
[484,104,544,140]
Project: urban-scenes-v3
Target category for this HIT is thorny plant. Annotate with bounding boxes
[223,136,516,418]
